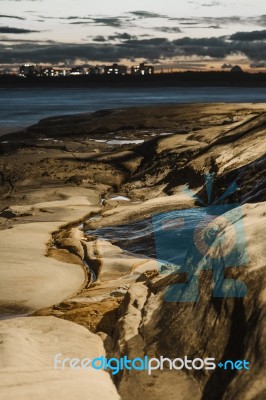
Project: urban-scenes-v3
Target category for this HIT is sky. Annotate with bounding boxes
[0,0,266,71]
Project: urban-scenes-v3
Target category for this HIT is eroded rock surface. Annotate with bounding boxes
[1,104,266,400]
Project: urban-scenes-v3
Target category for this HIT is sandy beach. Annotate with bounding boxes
[0,103,265,399]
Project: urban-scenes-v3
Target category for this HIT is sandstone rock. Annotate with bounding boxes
[0,316,120,400]
[0,206,32,218]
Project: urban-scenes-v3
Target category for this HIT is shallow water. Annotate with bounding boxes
[86,218,156,258]
[85,207,217,265]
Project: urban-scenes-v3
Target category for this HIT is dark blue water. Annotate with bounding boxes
[0,87,265,129]
[85,207,218,264]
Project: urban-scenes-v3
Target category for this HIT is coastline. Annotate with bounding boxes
[1,71,266,88]
[0,103,265,399]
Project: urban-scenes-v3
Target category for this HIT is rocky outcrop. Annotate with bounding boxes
[110,203,266,400]
[1,104,266,400]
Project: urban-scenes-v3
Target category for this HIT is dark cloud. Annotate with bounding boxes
[108,32,136,41]
[61,16,92,21]
[129,11,167,19]
[64,16,80,20]
[221,63,233,69]
[157,27,182,33]
[173,62,208,69]
[234,40,266,61]
[202,16,241,24]
[64,14,266,30]
[170,16,242,25]
[70,17,125,27]
[92,36,106,42]
[38,15,91,21]
[0,39,173,65]
[230,30,266,41]
[0,14,25,20]
[0,26,39,34]
[45,12,166,27]
[180,22,199,26]
[123,37,168,46]
[0,38,54,43]
[170,15,266,28]
[68,21,89,25]
[250,61,266,68]
[256,15,266,26]
[43,15,124,25]
[37,15,62,19]
[172,37,229,58]
[179,23,221,29]
[0,30,265,65]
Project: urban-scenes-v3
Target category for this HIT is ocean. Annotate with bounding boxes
[0,86,265,131]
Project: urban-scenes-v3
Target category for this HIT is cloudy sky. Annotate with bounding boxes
[0,0,266,71]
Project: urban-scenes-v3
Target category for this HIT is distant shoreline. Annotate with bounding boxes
[1,71,266,88]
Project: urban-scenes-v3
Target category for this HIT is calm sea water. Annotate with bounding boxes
[0,87,265,130]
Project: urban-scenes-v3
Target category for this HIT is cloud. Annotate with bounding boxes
[0,26,39,34]
[68,21,89,25]
[250,61,266,68]
[170,15,266,29]
[201,1,220,6]
[64,16,81,20]
[255,15,266,26]
[179,23,221,29]
[0,14,25,20]
[0,37,54,43]
[92,36,106,42]
[129,11,167,19]
[230,30,266,41]
[157,27,182,33]
[173,61,208,69]
[221,63,233,69]
[170,16,242,25]
[0,30,265,65]
[171,37,229,58]
[123,37,169,46]
[0,39,173,64]
[70,17,125,27]
[179,21,199,25]
[108,32,137,41]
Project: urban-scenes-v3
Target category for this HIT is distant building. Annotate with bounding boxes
[16,62,157,78]
[40,67,57,77]
[70,66,87,75]
[19,65,63,77]
[104,63,127,75]
[88,65,104,75]
[60,69,70,77]
[131,63,154,76]
[19,64,37,77]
